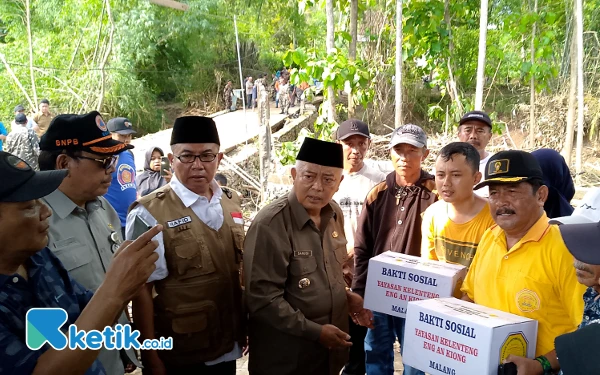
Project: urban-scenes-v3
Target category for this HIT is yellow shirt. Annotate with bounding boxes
[461,213,585,356]
[421,200,495,267]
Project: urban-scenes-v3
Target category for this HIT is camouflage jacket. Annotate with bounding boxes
[5,126,40,170]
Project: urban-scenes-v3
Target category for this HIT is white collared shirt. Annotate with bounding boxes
[125,175,241,365]
[126,174,223,281]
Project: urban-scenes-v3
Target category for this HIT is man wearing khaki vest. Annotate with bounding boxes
[128,116,245,375]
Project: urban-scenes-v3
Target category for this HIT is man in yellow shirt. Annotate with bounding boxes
[422,142,495,266]
[461,150,585,375]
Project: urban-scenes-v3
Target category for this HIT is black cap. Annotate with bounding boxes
[0,152,67,202]
[559,221,600,264]
[107,117,137,135]
[15,113,27,124]
[14,105,25,113]
[40,111,133,156]
[170,116,220,146]
[459,111,492,128]
[336,119,371,141]
[296,137,343,168]
[474,150,543,190]
[555,324,600,375]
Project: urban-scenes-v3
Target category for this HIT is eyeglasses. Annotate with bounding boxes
[76,155,119,170]
[175,153,217,164]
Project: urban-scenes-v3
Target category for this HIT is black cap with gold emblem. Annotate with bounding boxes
[0,151,67,202]
[474,150,543,190]
[296,137,343,168]
[40,111,134,156]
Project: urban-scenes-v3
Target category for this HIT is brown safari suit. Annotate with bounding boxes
[244,190,349,375]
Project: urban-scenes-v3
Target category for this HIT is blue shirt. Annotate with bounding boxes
[0,122,7,151]
[104,150,137,227]
[0,248,105,374]
[579,287,600,328]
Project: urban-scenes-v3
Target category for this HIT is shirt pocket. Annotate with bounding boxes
[53,242,92,271]
[289,256,319,297]
[290,256,318,276]
[171,232,216,280]
[231,226,245,264]
[511,270,553,320]
[168,301,221,351]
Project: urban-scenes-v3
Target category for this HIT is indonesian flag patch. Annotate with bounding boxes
[231,212,244,225]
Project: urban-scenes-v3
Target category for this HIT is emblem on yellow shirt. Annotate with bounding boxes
[515,289,541,313]
[499,332,528,363]
[299,278,311,289]
[332,231,338,238]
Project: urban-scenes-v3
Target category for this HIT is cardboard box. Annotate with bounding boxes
[363,252,467,318]
[403,298,538,375]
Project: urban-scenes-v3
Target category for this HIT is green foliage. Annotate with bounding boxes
[276,127,313,166]
[2,0,600,144]
[0,0,324,131]
[283,46,374,136]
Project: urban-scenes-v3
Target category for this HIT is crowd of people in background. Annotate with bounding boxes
[223,67,308,114]
[0,100,56,171]
[0,100,599,375]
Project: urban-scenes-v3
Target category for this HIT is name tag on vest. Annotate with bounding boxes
[166,216,192,228]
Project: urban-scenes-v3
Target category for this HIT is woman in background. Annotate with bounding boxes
[136,146,170,197]
[532,148,575,218]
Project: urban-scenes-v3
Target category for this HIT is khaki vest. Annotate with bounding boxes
[135,185,245,365]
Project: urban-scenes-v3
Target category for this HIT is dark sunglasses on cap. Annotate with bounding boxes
[76,155,119,170]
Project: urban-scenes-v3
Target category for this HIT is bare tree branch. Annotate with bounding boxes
[92,1,106,65]
[33,67,85,106]
[97,0,115,112]
[0,52,35,109]
[68,18,93,73]
[25,0,37,106]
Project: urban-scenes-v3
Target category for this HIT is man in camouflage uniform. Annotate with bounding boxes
[224,80,233,111]
[5,113,40,170]
[279,78,290,115]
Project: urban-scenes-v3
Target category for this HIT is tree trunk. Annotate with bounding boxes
[326,0,337,123]
[394,0,403,128]
[563,24,577,165]
[529,0,538,148]
[444,0,462,114]
[474,0,489,110]
[97,0,114,112]
[348,0,358,118]
[575,0,585,185]
[26,0,38,107]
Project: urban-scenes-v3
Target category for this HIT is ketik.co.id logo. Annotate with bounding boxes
[26,308,172,350]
